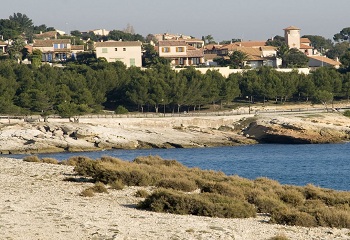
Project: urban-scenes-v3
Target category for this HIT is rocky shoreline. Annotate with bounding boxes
[2,109,350,239]
[0,110,349,155]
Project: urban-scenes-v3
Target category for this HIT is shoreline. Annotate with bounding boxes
[1,157,350,239]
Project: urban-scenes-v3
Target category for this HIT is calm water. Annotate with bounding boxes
[7,143,350,191]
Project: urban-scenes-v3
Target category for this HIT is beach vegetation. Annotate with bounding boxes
[64,155,350,228]
[23,155,40,162]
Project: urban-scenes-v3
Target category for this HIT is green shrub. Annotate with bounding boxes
[115,105,129,114]
[344,110,350,117]
[23,155,40,163]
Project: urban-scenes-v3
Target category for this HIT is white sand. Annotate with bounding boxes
[1,158,349,240]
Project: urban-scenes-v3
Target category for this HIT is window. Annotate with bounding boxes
[162,47,170,53]
[179,58,184,65]
[130,58,136,66]
[176,47,184,52]
[115,48,118,51]
[102,48,108,53]
[123,48,126,51]
[192,58,200,65]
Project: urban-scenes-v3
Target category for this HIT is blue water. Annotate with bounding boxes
[7,143,350,191]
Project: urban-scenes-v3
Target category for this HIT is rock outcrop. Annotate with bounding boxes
[243,114,350,144]
[0,112,349,154]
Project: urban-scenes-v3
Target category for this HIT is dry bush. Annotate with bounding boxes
[156,178,198,192]
[91,182,108,193]
[270,209,317,227]
[277,187,305,207]
[269,235,290,240]
[68,155,350,228]
[255,195,288,214]
[135,189,149,198]
[23,155,40,163]
[138,189,256,218]
[80,188,95,197]
[313,207,350,228]
[133,155,184,168]
[201,182,245,200]
[109,179,124,190]
[41,158,59,164]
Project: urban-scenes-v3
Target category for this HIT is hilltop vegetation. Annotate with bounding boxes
[0,60,350,117]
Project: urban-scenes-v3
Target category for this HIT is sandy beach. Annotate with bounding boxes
[1,157,350,240]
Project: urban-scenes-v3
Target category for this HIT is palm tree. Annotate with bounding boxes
[229,50,250,69]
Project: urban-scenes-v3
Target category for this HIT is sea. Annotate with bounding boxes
[7,143,350,191]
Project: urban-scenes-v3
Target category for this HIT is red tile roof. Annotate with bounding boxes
[33,39,70,47]
[308,55,340,66]
[158,40,187,47]
[95,41,142,47]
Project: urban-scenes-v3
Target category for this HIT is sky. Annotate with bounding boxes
[1,0,350,42]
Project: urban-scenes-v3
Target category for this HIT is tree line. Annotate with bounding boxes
[0,60,349,117]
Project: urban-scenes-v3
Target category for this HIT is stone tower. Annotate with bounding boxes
[284,26,300,49]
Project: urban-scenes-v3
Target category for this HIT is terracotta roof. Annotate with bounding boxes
[95,41,142,47]
[284,26,300,30]
[204,44,223,51]
[33,39,70,47]
[221,41,266,49]
[204,53,219,60]
[260,46,277,51]
[300,44,313,49]
[185,38,204,42]
[186,49,204,58]
[71,45,84,50]
[308,55,340,66]
[33,31,57,39]
[300,38,311,43]
[158,40,186,47]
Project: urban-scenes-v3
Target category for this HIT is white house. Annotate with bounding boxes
[95,41,142,67]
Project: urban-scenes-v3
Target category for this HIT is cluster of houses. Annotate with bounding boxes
[0,26,340,70]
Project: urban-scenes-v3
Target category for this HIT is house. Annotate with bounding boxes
[215,43,279,68]
[284,25,340,68]
[33,31,58,40]
[32,39,84,62]
[157,40,204,66]
[94,40,142,67]
[0,41,8,54]
[308,55,340,69]
[91,29,110,36]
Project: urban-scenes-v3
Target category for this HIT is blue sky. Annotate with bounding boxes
[1,0,349,41]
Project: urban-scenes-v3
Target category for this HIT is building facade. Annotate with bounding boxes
[158,40,204,66]
[94,41,142,67]
[32,39,84,62]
